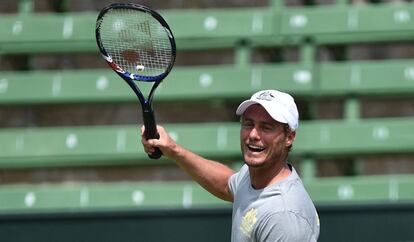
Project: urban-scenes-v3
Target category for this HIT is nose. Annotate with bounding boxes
[248,126,260,140]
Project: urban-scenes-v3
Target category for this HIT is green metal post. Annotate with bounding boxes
[270,0,284,9]
[301,158,317,180]
[344,97,360,122]
[18,0,34,14]
[235,44,252,68]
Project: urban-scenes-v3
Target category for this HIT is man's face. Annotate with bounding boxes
[240,104,295,168]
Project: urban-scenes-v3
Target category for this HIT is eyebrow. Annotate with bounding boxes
[241,116,278,126]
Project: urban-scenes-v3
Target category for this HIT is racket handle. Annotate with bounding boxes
[143,110,162,159]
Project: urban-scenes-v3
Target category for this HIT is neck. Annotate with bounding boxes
[249,162,291,189]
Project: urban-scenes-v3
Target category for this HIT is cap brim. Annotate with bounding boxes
[236,100,258,116]
[236,100,289,125]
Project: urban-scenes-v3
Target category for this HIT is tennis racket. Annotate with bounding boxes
[96,3,176,159]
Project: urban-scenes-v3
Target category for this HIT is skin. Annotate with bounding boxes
[141,125,235,202]
[141,104,296,202]
[240,104,296,189]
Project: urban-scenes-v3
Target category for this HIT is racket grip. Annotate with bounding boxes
[143,110,162,159]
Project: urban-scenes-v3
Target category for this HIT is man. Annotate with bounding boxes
[142,89,320,241]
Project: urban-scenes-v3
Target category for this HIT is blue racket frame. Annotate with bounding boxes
[96,3,176,159]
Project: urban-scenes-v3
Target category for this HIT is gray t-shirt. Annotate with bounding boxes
[228,164,320,242]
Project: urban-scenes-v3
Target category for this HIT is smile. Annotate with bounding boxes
[247,144,265,153]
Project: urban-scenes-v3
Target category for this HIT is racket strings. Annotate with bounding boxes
[100,8,172,78]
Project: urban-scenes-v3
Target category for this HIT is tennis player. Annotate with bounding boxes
[142,89,320,241]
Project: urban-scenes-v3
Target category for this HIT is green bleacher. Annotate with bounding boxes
[1,0,414,217]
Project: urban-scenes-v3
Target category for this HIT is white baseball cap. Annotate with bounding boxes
[236,89,299,130]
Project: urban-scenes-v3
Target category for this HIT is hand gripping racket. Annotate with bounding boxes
[96,3,176,159]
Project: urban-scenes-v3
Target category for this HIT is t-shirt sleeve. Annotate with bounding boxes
[228,164,249,196]
[256,212,318,242]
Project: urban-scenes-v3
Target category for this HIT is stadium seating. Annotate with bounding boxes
[1,1,414,215]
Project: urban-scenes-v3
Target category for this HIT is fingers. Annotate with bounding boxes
[141,125,163,155]
[142,138,156,154]
[141,125,154,154]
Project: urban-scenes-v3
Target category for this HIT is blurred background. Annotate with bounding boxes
[1,0,414,241]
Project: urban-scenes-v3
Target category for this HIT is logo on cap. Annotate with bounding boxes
[256,91,274,101]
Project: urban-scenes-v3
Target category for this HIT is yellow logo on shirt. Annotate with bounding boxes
[240,208,257,238]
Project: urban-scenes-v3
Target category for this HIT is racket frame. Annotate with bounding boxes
[95,3,176,159]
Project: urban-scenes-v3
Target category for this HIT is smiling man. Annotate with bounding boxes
[141,89,320,241]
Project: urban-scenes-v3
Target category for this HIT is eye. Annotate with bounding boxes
[261,124,277,133]
[241,120,254,129]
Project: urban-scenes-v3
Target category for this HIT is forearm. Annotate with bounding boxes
[168,143,235,202]
[142,125,235,202]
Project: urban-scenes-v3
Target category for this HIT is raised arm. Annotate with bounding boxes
[141,125,235,202]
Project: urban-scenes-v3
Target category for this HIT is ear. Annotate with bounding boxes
[285,130,296,147]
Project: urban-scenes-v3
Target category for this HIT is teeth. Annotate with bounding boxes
[247,144,265,152]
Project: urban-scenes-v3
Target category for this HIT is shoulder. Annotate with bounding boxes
[228,164,249,195]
